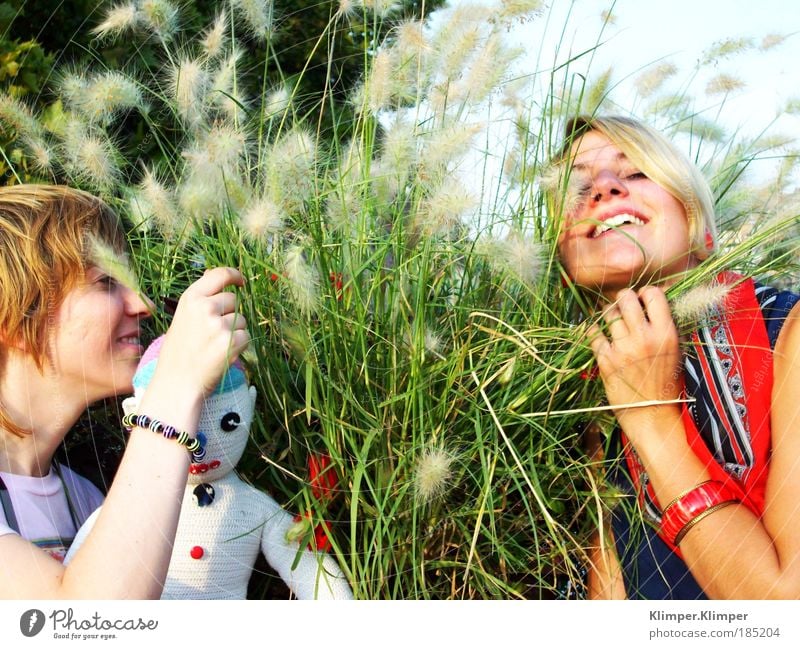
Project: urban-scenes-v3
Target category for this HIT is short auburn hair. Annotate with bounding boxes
[0,184,127,436]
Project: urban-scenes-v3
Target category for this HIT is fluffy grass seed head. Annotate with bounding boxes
[187,122,246,176]
[498,0,544,20]
[500,232,544,287]
[381,120,418,169]
[266,129,317,214]
[644,93,691,119]
[284,244,320,316]
[437,24,482,84]
[21,135,54,172]
[673,116,726,143]
[451,33,520,107]
[0,93,41,137]
[241,194,283,241]
[670,281,732,328]
[701,37,754,65]
[362,0,403,17]
[336,0,361,19]
[404,324,445,363]
[394,19,428,56]
[92,2,139,41]
[479,232,544,288]
[263,86,291,119]
[201,10,228,58]
[761,33,788,51]
[414,447,455,505]
[169,58,209,127]
[135,167,185,238]
[57,70,88,110]
[324,187,364,234]
[418,122,482,172]
[88,234,141,294]
[210,48,246,119]
[600,9,617,25]
[179,124,247,220]
[139,0,179,42]
[364,48,397,113]
[78,71,142,123]
[233,0,273,39]
[64,129,119,189]
[540,163,592,218]
[634,63,677,98]
[706,73,745,96]
[416,178,477,238]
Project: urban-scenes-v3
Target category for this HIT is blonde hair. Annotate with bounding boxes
[0,184,126,436]
[548,115,717,259]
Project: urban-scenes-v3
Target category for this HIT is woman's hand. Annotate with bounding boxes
[156,267,250,398]
[587,286,683,436]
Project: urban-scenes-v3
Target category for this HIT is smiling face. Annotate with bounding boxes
[48,266,151,404]
[557,130,699,297]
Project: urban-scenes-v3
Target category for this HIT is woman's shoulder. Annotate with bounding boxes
[753,281,800,349]
[56,464,105,519]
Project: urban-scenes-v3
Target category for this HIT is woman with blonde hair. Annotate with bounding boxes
[0,184,249,598]
[550,116,800,599]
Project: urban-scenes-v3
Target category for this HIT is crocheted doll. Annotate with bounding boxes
[66,336,352,600]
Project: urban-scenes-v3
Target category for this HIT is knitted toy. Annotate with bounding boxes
[66,336,352,600]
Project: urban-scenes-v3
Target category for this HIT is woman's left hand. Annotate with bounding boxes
[587,286,683,436]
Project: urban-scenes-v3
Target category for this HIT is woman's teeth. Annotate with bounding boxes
[593,213,645,238]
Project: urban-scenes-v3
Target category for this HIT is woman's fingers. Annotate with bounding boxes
[602,303,627,339]
[207,291,238,316]
[638,286,672,328]
[587,323,610,357]
[184,267,245,299]
[616,288,647,329]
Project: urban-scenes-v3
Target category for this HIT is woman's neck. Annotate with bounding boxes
[0,354,84,477]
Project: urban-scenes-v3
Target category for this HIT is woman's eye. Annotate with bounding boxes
[624,171,647,180]
[96,275,118,289]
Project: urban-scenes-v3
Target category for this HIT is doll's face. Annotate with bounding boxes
[187,381,257,484]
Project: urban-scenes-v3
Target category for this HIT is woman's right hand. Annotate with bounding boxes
[156,267,250,398]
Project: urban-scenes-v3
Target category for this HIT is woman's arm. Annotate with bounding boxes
[587,528,627,599]
[590,287,800,599]
[0,268,249,599]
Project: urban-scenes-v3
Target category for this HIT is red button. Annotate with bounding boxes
[190,546,204,560]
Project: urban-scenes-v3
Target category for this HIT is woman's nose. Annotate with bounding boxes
[124,286,155,317]
[590,170,628,203]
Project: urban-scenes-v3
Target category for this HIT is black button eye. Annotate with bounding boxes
[220,412,241,432]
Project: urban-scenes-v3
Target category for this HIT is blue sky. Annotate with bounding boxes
[522,0,800,136]
[434,0,800,219]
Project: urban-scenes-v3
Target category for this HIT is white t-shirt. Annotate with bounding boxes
[0,465,104,563]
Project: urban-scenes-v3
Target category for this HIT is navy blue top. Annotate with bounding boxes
[609,283,798,599]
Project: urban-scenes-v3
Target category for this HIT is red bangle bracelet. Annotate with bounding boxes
[660,480,740,546]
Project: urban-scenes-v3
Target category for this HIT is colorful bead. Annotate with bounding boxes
[123,411,201,458]
[190,546,204,560]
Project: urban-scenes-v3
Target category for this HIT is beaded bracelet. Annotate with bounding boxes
[660,480,739,546]
[122,412,206,462]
